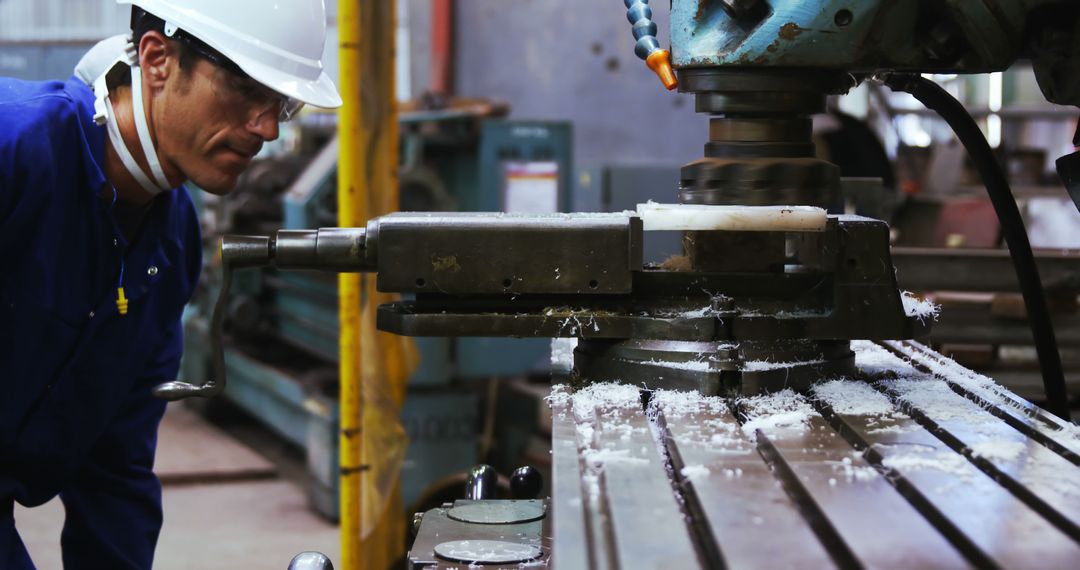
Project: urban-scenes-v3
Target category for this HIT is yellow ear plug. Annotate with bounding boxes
[116,287,129,315]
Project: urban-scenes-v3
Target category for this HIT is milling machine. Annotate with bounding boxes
[192,1,1080,568]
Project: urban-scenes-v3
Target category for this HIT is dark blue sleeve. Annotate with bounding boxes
[57,321,180,570]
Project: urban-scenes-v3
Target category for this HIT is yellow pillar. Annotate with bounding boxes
[340,1,414,568]
[336,0,364,568]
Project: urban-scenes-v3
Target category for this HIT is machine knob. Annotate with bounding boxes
[510,466,544,500]
[465,464,498,500]
[288,551,334,570]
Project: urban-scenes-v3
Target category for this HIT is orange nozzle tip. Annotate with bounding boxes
[646,49,679,91]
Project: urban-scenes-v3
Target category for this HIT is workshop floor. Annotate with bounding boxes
[13,405,340,569]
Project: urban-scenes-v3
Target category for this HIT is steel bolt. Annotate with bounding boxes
[412,512,424,534]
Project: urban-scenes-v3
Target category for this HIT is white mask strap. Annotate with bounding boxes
[129,66,172,190]
[94,69,165,195]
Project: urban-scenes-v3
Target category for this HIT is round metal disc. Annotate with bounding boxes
[446,500,546,525]
[433,540,542,564]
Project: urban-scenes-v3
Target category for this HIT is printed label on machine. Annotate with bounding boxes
[503,161,559,213]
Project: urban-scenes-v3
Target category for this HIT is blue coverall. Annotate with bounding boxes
[0,76,202,569]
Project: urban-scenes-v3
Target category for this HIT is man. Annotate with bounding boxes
[0,1,340,567]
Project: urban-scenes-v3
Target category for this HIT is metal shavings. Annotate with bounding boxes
[900,290,940,323]
[632,358,714,372]
[881,451,973,479]
[737,389,818,436]
[812,380,895,416]
[742,358,827,372]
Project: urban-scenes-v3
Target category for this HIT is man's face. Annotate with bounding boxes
[151,53,282,195]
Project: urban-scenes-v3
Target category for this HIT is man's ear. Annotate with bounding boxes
[137,30,173,91]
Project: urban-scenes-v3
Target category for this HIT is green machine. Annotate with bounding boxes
[181,113,571,519]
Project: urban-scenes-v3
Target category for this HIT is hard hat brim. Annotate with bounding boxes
[232,51,343,109]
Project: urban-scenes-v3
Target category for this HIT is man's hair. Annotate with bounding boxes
[115,7,196,85]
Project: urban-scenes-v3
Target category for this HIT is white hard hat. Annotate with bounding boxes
[74,34,131,86]
[118,0,342,109]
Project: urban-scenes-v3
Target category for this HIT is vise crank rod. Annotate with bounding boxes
[151,227,374,401]
[222,227,376,273]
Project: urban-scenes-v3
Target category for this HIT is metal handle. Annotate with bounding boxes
[152,235,272,401]
[151,228,373,401]
[151,261,230,400]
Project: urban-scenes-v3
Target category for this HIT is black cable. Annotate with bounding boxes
[882,73,1071,420]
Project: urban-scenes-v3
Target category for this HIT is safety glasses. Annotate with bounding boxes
[168,27,304,123]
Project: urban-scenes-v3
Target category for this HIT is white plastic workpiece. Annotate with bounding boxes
[636,203,827,232]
